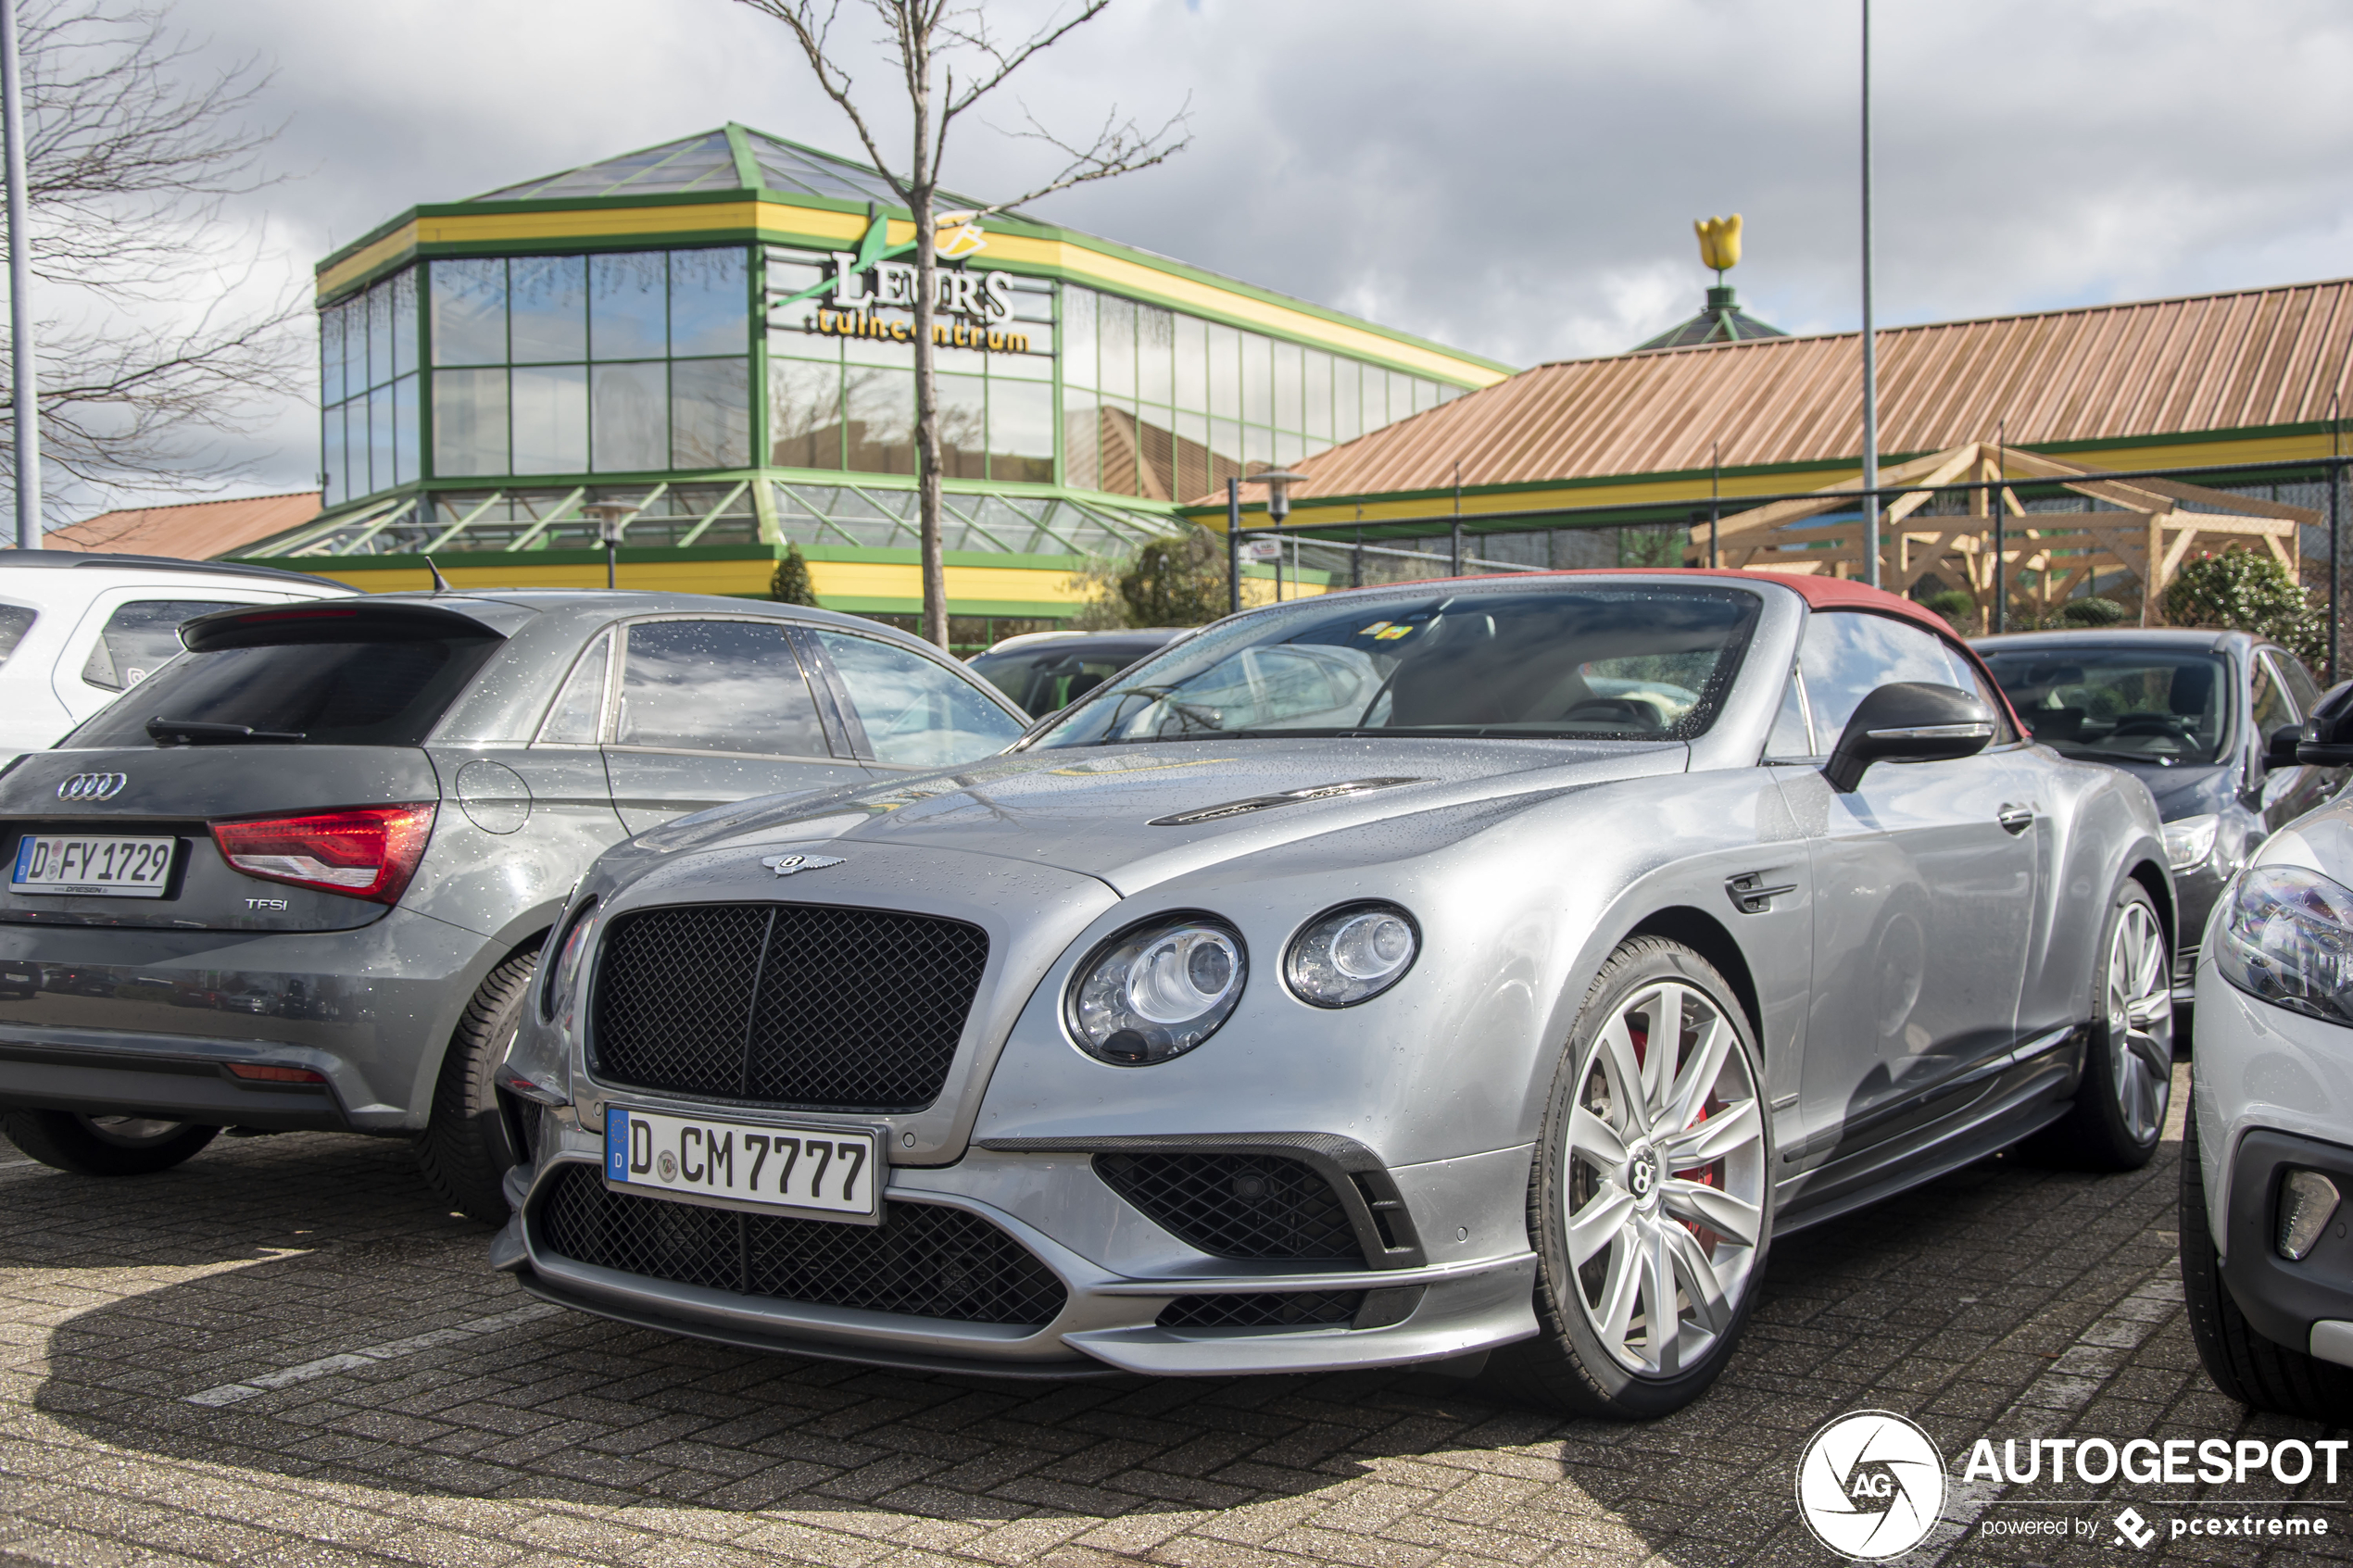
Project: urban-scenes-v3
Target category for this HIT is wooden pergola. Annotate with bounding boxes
[1688,442,2314,629]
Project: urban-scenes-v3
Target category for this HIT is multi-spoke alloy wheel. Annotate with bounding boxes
[1495,937,1771,1419]
[2035,879,2171,1171]
[1564,977,1766,1376]
[2107,894,2172,1147]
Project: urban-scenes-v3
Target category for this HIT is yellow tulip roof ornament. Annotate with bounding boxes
[1695,215,1743,279]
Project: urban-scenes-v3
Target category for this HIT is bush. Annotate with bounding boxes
[769,544,820,607]
[1923,589,1976,633]
[2161,548,2325,667]
[2058,596,2126,627]
[1114,527,1229,627]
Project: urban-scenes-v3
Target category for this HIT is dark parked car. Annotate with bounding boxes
[0,589,1027,1215]
[967,629,1189,718]
[1976,629,2345,1005]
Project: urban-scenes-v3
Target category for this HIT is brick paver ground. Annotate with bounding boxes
[0,1060,2345,1567]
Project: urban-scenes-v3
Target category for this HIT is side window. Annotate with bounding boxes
[2249,655,2295,745]
[0,603,33,668]
[811,630,1026,767]
[2271,651,2323,719]
[1798,611,2009,746]
[615,620,831,757]
[536,630,611,744]
[1762,666,1814,759]
[80,599,245,691]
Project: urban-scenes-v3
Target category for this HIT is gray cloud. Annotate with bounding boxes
[116,0,2353,505]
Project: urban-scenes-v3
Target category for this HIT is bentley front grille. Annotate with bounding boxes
[536,1165,1066,1327]
[591,902,989,1110]
[1094,1151,1365,1263]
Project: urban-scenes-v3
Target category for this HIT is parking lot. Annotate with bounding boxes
[0,1060,2342,1568]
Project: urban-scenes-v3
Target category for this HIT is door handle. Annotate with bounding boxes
[1996,804,2034,835]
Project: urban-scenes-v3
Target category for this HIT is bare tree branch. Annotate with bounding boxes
[731,0,1189,647]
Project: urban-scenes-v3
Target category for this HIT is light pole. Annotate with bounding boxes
[1236,468,1308,606]
[581,501,635,590]
[3,0,38,551]
[1859,0,1881,588]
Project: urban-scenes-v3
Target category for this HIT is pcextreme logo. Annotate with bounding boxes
[1796,1411,1947,1561]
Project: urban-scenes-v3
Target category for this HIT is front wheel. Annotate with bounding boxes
[1,1110,218,1175]
[1485,936,1771,1419]
[2035,879,2171,1170]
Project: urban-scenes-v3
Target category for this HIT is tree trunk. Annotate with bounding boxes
[913,199,947,650]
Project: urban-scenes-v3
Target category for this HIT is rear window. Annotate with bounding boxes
[0,603,31,667]
[63,634,500,748]
[81,598,248,691]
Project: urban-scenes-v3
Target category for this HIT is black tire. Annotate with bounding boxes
[1481,937,1773,1419]
[2180,1091,2353,1418]
[416,949,536,1225]
[0,1110,217,1175]
[2032,879,2171,1171]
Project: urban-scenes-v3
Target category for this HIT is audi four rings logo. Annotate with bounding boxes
[56,773,127,801]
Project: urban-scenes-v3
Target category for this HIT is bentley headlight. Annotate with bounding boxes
[1287,903,1420,1007]
[2214,865,2353,1026]
[1069,917,1245,1065]
[540,897,598,1026]
[2165,813,2221,872]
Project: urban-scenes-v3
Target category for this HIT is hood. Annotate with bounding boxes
[625,737,1690,897]
[2104,759,2234,822]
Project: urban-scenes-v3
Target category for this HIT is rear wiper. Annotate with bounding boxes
[146,717,306,746]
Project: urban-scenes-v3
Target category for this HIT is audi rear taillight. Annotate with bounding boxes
[211,803,436,905]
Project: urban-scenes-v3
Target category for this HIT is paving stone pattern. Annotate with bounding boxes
[0,1062,2345,1566]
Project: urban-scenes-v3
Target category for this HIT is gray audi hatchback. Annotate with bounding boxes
[0,588,1027,1218]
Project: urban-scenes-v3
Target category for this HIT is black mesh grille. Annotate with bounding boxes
[1159,1291,1365,1328]
[591,902,989,1110]
[1094,1152,1364,1262]
[536,1165,1065,1326]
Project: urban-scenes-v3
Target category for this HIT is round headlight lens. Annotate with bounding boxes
[1069,917,1246,1065]
[1287,903,1419,1007]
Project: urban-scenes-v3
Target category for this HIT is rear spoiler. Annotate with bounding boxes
[181,600,510,653]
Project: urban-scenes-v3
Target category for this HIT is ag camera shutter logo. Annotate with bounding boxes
[1795,1411,1947,1560]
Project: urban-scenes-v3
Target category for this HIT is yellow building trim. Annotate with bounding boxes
[315,200,1504,386]
[809,558,1088,606]
[317,555,1098,603]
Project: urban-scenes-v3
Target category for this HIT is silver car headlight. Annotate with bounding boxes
[2165,813,2221,872]
[540,897,598,1027]
[1286,902,1419,1007]
[1068,916,1245,1065]
[2214,865,2353,1026]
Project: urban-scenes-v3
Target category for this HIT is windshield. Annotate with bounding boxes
[1027,585,1760,747]
[970,641,1169,718]
[1981,647,2231,766]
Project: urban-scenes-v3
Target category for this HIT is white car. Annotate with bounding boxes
[0,552,350,765]
[2184,682,2353,1419]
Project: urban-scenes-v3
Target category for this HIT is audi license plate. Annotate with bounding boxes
[11,834,175,897]
[605,1107,883,1223]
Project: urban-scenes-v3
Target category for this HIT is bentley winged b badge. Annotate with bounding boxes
[760,853,845,877]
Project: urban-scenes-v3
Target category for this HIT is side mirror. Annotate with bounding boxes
[1823,682,1997,794]
[2265,723,2306,771]
[2298,681,2353,767]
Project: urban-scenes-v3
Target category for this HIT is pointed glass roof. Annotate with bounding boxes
[1632,284,1788,353]
[469,125,991,212]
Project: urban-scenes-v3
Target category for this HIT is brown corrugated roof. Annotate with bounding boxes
[44,491,322,560]
[1234,279,2353,504]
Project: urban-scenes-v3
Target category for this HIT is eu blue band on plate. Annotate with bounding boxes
[606,1107,628,1179]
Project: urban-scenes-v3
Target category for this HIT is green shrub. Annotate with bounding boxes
[769,543,820,607]
[1922,589,1976,633]
[2058,596,2126,627]
[1115,527,1229,627]
[2161,548,2324,667]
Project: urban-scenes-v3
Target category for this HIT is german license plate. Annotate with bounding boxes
[11,834,175,897]
[604,1107,883,1223]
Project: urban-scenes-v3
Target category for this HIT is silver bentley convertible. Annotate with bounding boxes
[492,569,2173,1417]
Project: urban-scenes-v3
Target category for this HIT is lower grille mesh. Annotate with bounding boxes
[537,1164,1066,1326]
[1159,1291,1365,1328]
[1095,1151,1364,1262]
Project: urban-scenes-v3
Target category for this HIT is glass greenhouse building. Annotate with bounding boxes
[234,126,1511,639]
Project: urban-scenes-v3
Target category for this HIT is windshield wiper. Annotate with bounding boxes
[146,717,306,746]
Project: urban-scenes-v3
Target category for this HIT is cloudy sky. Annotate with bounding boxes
[68,0,2353,507]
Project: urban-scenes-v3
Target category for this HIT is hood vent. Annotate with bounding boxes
[1147,776,1427,827]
